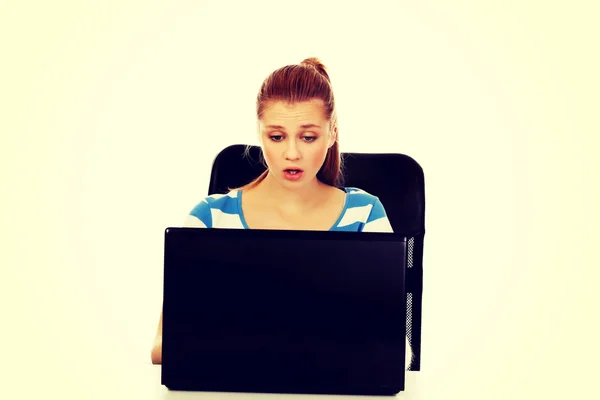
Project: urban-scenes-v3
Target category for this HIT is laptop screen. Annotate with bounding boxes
[162,228,407,394]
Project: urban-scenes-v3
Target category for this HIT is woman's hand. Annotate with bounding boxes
[151,337,162,364]
[405,336,413,370]
[151,310,163,364]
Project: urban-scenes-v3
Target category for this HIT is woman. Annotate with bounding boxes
[151,57,413,369]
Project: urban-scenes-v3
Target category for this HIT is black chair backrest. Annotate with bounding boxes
[208,144,425,370]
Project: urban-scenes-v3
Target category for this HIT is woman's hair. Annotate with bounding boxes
[232,57,343,191]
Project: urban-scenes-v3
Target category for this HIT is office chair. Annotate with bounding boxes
[207,144,425,371]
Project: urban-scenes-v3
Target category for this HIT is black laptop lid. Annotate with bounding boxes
[161,228,407,395]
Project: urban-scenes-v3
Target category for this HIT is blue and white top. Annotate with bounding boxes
[182,186,411,368]
[184,187,394,233]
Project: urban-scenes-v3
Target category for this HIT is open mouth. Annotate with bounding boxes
[283,168,304,180]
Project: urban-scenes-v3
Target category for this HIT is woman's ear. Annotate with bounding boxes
[328,125,338,148]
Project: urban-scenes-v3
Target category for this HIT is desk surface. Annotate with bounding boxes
[10,358,579,400]
[135,365,424,399]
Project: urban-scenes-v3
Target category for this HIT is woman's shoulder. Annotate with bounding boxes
[341,186,383,207]
[338,186,393,232]
[190,190,240,211]
[185,190,241,228]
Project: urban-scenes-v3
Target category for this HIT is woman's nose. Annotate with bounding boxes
[284,142,301,160]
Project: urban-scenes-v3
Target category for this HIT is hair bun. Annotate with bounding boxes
[301,57,330,81]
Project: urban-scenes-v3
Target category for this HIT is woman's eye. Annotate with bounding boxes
[270,135,284,142]
[303,136,317,142]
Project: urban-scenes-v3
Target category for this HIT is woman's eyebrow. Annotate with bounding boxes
[266,124,322,130]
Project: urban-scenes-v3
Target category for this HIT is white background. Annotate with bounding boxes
[2,1,598,399]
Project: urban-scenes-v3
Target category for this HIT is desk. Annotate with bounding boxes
[137,365,424,399]
[11,359,572,400]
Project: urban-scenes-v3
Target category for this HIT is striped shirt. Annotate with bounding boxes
[182,185,412,368]
[184,187,394,233]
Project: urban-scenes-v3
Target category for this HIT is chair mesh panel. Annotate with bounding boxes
[406,237,415,370]
[407,237,414,268]
[406,292,414,370]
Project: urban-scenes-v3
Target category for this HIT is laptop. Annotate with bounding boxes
[161,227,408,396]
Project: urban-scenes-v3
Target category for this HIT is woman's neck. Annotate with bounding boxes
[249,172,330,212]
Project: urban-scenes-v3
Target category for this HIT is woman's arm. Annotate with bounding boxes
[152,204,210,364]
[151,298,412,367]
[150,310,163,364]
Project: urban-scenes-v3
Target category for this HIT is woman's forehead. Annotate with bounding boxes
[261,99,327,125]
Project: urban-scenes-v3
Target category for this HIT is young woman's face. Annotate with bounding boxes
[258,99,336,189]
